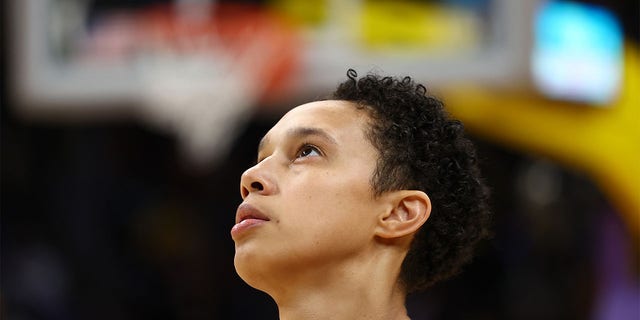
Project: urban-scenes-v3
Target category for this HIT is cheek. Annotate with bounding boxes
[284,170,375,231]
[289,169,369,204]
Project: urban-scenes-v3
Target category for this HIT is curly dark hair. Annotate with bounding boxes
[331,69,491,293]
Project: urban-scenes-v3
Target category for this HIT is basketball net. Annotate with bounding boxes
[136,3,297,168]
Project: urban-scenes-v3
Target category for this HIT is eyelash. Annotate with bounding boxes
[295,143,322,159]
[255,142,322,164]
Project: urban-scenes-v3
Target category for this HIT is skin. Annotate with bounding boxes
[232,100,431,320]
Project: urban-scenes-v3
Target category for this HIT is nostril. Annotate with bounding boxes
[251,181,264,191]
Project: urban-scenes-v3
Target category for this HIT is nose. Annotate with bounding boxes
[240,162,275,199]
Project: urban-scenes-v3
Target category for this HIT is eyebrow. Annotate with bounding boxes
[258,127,338,154]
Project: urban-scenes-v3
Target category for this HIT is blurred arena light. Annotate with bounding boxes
[532,1,623,105]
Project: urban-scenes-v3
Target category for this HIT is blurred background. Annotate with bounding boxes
[1,0,638,319]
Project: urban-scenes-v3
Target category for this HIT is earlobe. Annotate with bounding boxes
[376,191,431,239]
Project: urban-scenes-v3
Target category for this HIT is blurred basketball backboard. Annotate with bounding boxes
[10,0,534,113]
[8,0,533,164]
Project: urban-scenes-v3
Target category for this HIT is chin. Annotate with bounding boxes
[234,249,272,291]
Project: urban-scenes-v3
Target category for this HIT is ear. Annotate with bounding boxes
[375,190,431,239]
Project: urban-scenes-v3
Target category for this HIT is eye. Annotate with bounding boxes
[296,144,322,159]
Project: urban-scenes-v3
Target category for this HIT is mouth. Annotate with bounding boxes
[231,203,270,239]
[235,202,270,224]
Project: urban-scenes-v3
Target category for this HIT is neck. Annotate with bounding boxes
[266,248,410,320]
[277,284,409,320]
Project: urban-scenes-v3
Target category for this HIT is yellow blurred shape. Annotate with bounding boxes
[361,1,481,52]
[269,0,327,26]
[444,43,640,238]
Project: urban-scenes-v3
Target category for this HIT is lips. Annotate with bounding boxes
[235,203,270,224]
[231,203,270,238]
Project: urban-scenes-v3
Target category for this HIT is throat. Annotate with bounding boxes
[274,275,410,320]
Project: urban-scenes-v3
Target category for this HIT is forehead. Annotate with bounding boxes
[281,100,364,125]
[262,100,370,144]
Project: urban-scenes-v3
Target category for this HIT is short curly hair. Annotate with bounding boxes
[331,69,491,293]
